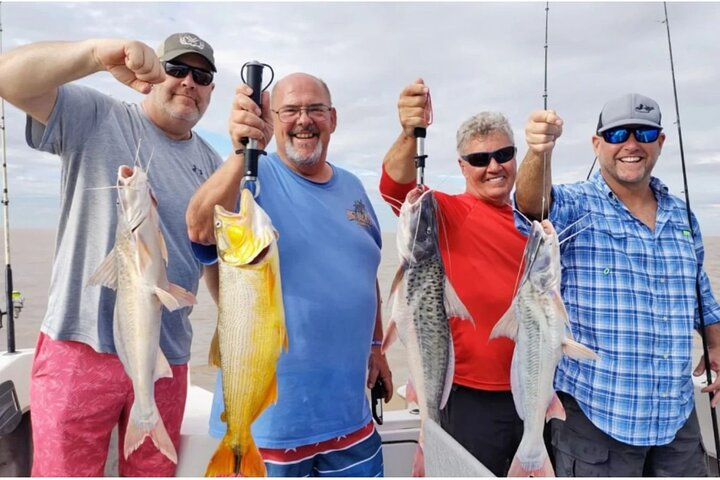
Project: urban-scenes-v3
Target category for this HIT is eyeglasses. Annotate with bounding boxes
[461,146,516,167]
[601,126,661,144]
[162,61,214,86]
[272,104,331,123]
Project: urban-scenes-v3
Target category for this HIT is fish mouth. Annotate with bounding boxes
[214,190,277,266]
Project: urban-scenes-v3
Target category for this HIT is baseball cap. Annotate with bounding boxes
[157,32,216,72]
[596,93,662,133]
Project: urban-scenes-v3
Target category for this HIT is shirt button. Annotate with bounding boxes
[663,353,669,359]
[660,392,668,398]
[660,278,666,283]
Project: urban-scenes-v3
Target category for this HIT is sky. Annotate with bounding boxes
[1,1,720,234]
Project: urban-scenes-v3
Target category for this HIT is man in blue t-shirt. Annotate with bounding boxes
[187,72,393,477]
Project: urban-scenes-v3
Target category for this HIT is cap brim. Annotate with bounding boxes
[160,48,216,72]
[597,118,662,133]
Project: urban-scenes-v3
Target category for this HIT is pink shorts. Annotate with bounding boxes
[30,333,187,477]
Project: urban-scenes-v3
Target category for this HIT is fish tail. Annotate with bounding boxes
[123,404,178,464]
[507,450,555,477]
[205,435,266,477]
[411,442,425,477]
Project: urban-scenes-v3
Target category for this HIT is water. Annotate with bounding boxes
[5,229,718,411]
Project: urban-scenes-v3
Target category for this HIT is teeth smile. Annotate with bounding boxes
[619,156,641,163]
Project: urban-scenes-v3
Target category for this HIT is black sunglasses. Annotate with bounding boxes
[601,126,661,145]
[461,146,516,167]
[163,61,214,86]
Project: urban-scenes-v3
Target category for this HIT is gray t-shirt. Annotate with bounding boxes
[26,84,222,364]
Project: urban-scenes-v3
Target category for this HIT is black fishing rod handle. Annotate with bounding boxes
[238,61,265,151]
[414,127,427,139]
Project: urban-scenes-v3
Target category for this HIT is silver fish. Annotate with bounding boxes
[491,219,597,477]
[383,188,472,477]
[89,164,196,464]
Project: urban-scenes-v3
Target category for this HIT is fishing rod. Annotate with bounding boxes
[0,1,22,355]
[662,3,720,472]
[239,60,274,196]
[541,1,550,221]
[190,61,273,265]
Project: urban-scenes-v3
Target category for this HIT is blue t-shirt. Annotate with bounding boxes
[209,152,382,448]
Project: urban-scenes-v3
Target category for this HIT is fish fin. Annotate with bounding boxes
[154,350,173,381]
[157,227,169,265]
[443,277,473,323]
[490,303,518,340]
[546,392,566,421]
[411,442,425,477]
[241,437,267,477]
[148,411,178,464]
[510,355,524,420]
[282,323,289,352]
[381,320,398,354]
[254,374,279,418]
[208,327,221,367]
[205,437,239,477]
[406,379,418,405]
[439,341,455,410]
[87,249,118,289]
[507,452,555,477]
[562,337,599,360]
[387,265,406,306]
[154,283,196,312]
[123,405,178,464]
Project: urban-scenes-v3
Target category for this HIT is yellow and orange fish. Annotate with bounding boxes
[205,188,288,477]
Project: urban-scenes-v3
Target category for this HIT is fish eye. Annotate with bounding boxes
[214,220,222,228]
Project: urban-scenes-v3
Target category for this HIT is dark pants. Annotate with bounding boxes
[551,392,709,477]
[440,384,523,477]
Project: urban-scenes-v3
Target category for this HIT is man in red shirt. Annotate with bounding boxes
[379,78,526,477]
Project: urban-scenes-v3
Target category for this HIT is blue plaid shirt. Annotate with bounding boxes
[514,172,720,446]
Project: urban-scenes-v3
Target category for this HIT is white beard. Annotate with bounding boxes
[285,138,323,169]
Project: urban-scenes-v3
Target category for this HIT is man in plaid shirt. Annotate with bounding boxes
[514,93,720,476]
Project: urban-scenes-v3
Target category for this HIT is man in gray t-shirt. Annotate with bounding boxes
[0,33,222,476]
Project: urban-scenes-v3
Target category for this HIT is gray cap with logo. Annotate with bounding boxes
[157,32,216,72]
[596,93,662,133]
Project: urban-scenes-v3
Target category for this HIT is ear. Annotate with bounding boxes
[329,107,338,134]
[657,131,666,150]
[591,135,601,156]
[458,159,468,178]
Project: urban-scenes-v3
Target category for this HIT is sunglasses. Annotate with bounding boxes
[163,61,214,86]
[461,146,516,167]
[601,126,661,144]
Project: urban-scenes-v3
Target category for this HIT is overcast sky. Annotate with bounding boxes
[2,1,720,235]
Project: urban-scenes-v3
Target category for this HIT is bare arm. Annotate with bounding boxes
[0,39,164,124]
[694,322,720,407]
[367,280,393,402]
[382,79,430,184]
[186,85,273,245]
[515,110,564,220]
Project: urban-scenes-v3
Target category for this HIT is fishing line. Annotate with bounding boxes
[662,2,720,470]
[541,1,550,222]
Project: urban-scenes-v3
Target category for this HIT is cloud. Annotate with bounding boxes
[1,2,719,234]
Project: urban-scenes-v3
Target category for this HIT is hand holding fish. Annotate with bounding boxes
[228,84,273,153]
[92,39,166,94]
[525,109,564,155]
[397,78,430,138]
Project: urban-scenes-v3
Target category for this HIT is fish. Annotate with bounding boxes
[490,219,598,477]
[382,188,472,477]
[89,164,197,464]
[205,188,288,477]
